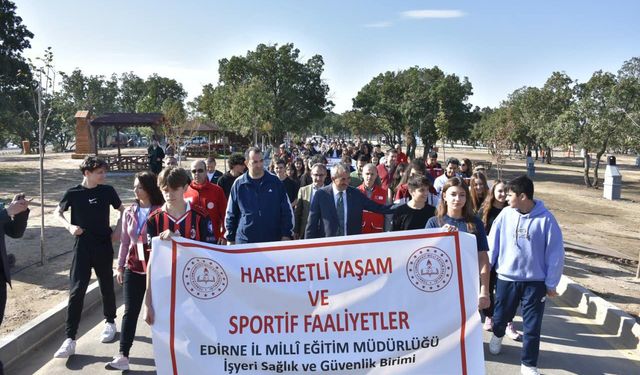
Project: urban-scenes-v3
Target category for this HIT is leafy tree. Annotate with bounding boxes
[0,0,34,146]
[353,70,404,147]
[118,72,146,112]
[136,74,187,113]
[342,110,380,138]
[434,100,449,159]
[354,66,473,158]
[210,43,331,142]
[307,111,346,138]
[556,71,620,187]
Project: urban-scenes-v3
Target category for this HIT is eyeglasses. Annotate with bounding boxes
[191,168,205,174]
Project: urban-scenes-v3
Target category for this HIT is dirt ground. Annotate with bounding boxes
[0,147,638,337]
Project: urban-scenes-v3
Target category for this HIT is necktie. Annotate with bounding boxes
[336,191,345,236]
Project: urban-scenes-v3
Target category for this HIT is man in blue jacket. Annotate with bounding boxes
[225,147,293,244]
[487,175,564,375]
[305,163,394,238]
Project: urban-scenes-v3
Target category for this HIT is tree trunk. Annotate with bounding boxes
[592,147,606,189]
[403,128,416,159]
[583,152,592,187]
[545,146,552,164]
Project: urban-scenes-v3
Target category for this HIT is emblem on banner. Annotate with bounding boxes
[406,247,452,292]
[183,257,228,299]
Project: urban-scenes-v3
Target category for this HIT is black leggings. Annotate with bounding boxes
[119,269,147,357]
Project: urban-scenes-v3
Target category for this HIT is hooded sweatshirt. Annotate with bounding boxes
[487,199,564,289]
[184,180,227,240]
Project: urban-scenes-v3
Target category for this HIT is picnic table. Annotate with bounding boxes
[104,154,149,171]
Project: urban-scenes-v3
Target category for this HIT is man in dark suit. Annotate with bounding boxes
[305,163,394,239]
[1,193,30,374]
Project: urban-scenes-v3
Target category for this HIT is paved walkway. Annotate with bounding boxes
[8,297,640,374]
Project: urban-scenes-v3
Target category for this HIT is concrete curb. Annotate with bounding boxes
[0,275,120,369]
[2,273,638,367]
[557,274,640,354]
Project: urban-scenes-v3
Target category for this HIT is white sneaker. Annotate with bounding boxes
[489,334,503,355]
[521,363,540,375]
[506,322,522,341]
[53,338,76,358]
[100,322,117,343]
[483,316,493,331]
[107,353,130,371]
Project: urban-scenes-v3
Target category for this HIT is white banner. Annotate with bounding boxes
[149,230,484,375]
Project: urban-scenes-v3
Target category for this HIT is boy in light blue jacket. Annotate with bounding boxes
[487,175,564,375]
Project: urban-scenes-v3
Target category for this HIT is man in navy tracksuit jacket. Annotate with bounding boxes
[487,175,564,375]
[225,147,293,244]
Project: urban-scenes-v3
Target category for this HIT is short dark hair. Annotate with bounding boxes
[507,175,534,200]
[428,151,438,159]
[310,154,327,165]
[408,175,431,191]
[244,146,262,160]
[445,157,460,166]
[275,158,286,167]
[357,154,370,163]
[228,153,246,167]
[80,156,108,174]
[157,167,190,190]
[135,171,165,206]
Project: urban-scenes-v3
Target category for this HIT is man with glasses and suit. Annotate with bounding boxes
[305,163,395,239]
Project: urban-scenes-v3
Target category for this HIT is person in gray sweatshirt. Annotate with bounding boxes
[486,175,564,375]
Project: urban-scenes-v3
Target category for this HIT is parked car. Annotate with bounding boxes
[189,136,208,145]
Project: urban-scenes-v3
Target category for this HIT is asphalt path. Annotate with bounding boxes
[8,295,640,375]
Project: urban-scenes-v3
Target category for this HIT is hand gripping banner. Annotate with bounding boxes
[149,229,485,375]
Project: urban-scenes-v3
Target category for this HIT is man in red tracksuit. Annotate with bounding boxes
[184,160,227,244]
[358,164,391,233]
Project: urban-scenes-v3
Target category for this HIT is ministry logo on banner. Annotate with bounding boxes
[149,230,484,375]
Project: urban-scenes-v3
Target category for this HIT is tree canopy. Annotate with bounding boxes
[194,43,332,143]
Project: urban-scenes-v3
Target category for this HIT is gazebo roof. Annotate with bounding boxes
[90,113,165,128]
[182,120,221,134]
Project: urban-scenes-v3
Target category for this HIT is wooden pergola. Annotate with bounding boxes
[89,112,166,170]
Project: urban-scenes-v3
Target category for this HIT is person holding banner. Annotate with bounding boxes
[487,175,564,375]
[305,163,395,238]
[225,147,293,244]
[144,167,216,327]
[107,172,164,371]
[425,177,491,310]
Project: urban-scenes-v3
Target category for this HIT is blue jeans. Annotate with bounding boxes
[492,279,547,367]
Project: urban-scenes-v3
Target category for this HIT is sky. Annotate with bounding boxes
[13,0,640,113]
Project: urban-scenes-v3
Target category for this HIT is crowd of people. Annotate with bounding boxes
[0,137,564,375]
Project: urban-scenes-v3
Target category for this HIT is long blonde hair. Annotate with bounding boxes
[480,179,506,228]
[436,177,476,233]
[469,172,489,212]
